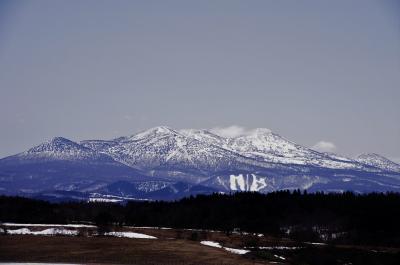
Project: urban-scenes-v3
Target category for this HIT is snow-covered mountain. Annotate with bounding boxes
[0,137,150,196]
[81,126,268,183]
[80,126,400,194]
[1,126,400,201]
[356,153,400,173]
[17,137,114,162]
[181,128,362,170]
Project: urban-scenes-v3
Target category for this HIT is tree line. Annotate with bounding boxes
[1,191,399,246]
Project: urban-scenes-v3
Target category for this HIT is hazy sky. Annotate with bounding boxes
[0,0,399,161]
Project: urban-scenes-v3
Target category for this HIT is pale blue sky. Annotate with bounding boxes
[0,0,399,161]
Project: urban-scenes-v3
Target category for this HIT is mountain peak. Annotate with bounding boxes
[27,137,84,153]
[149,126,175,133]
[21,137,110,162]
[180,129,222,138]
[356,153,400,172]
[128,126,181,141]
[179,129,226,147]
[145,126,178,135]
[247,128,272,137]
[49,136,75,144]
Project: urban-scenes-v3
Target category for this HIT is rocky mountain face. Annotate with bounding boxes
[1,126,400,201]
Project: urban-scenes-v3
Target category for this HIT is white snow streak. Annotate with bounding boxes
[200,241,222,248]
[224,247,250,255]
[200,241,249,255]
[104,231,157,239]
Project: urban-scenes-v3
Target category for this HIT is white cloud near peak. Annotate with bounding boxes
[389,157,400,164]
[312,141,337,153]
[210,125,251,138]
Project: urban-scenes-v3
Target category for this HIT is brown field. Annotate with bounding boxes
[123,227,295,248]
[0,230,274,265]
[2,226,398,265]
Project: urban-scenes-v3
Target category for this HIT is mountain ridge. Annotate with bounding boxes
[1,126,399,200]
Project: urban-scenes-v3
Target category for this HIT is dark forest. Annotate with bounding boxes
[1,191,399,246]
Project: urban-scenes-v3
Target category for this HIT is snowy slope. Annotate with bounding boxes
[80,127,400,194]
[356,153,400,173]
[15,137,114,162]
[223,129,356,169]
[0,137,150,195]
[181,128,363,169]
[82,126,268,183]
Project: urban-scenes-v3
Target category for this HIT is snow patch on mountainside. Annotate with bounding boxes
[229,174,267,191]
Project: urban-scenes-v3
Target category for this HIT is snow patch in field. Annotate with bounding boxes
[35,228,78,236]
[7,228,78,236]
[256,246,301,250]
[105,231,157,239]
[200,241,222,248]
[224,247,250,255]
[274,254,286,260]
[200,241,249,255]
[305,242,327,246]
[6,228,31,234]
[2,223,95,228]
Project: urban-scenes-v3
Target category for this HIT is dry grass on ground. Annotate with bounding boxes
[129,227,295,249]
[0,235,272,265]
